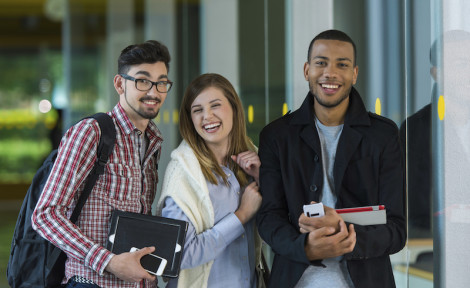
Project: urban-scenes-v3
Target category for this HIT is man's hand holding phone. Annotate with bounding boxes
[300,202,344,234]
[299,202,356,260]
[105,246,159,283]
[129,247,167,276]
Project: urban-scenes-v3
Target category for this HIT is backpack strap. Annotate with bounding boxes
[45,113,116,278]
[69,113,116,223]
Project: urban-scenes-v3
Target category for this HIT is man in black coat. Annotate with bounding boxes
[257,29,406,288]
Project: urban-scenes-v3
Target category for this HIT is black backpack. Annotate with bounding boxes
[7,113,116,288]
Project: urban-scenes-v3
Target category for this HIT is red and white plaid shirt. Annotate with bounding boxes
[32,103,162,288]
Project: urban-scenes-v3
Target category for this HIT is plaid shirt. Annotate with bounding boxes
[32,103,162,288]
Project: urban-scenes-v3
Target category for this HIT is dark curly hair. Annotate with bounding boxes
[118,40,171,74]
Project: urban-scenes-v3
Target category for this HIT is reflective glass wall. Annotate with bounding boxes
[430,1,470,287]
[3,0,470,287]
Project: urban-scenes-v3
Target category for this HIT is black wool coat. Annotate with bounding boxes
[257,87,406,288]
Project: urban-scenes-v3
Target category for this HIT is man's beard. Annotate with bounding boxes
[125,90,160,119]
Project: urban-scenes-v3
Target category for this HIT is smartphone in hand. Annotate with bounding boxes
[130,247,167,276]
[303,203,325,218]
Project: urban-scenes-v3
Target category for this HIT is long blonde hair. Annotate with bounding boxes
[179,73,255,186]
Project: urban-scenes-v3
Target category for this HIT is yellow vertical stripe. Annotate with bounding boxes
[282,103,288,115]
[173,110,179,124]
[375,98,382,115]
[163,110,170,123]
[438,95,445,120]
[248,105,254,123]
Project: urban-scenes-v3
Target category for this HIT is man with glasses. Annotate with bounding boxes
[32,40,172,288]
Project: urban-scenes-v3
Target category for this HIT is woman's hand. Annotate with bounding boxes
[231,151,261,184]
[235,181,262,224]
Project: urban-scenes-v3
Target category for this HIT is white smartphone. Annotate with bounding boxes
[303,202,325,218]
[130,247,167,276]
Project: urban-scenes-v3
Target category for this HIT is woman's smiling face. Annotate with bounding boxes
[190,86,234,154]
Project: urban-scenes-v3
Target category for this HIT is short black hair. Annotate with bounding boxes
[307,29,357,65]
[118,40,171,74]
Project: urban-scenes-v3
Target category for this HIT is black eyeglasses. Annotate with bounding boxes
[120,74,173,93]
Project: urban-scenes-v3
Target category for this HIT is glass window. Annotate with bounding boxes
[4,1,470,287]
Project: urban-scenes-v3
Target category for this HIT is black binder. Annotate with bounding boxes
[106,210,188,278]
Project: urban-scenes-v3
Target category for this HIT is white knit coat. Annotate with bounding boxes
[157,140,215,288]
[157,140,263,288]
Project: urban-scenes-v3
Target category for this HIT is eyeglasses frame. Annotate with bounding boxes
[119,73,173,93]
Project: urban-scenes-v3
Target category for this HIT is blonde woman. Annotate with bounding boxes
[157,73,263,288]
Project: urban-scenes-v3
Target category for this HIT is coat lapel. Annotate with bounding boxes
[300,124,322,155]
[292,93,322,154]
[333,87,370,197]
[333,126,362,197]
[292,88,371,199]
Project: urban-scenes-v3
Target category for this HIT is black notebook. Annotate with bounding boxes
[106,210,188,278]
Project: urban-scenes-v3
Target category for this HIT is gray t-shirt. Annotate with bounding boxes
[295,118,354,288]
